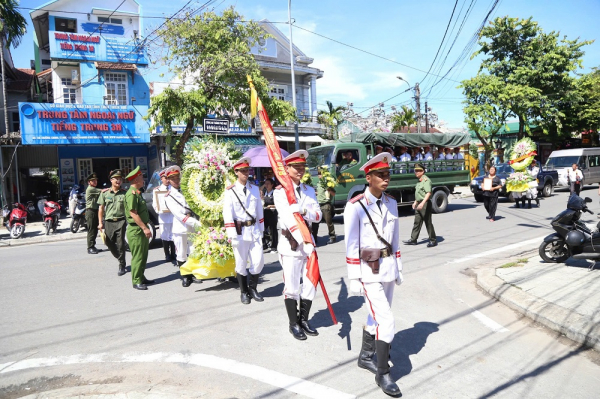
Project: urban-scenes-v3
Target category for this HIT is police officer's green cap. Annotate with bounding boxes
[109,169,122,179]
[414,163,425,171]
[87,173,98,181]
[126,166,142,181]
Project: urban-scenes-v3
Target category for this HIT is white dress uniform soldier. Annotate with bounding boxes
[223,157,265,305]
[423,146,433,161]
[344,152,403,397]
[163,166,201,287]
[399,147,411,162]
[274,150,323,341]
[153,169,175,265]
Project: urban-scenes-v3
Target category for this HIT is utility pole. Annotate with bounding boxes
[288,0,299,150]
[0,19,9,207]
[415,83,421,133]
[425,101,429,133]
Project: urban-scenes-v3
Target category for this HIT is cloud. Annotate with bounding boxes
[314,56,367,103]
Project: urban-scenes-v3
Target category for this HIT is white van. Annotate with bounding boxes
[545,148,600,187]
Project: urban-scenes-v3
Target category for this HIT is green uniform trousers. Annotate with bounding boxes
[86,209,99,249]
[312,203,336,239]
[104,219,127,266]
[410,200,437,242]
[127,224,149,285]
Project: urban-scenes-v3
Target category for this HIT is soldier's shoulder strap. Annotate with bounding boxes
[226,184,235,190]
[384,192,395,200]
[349,193,364,204]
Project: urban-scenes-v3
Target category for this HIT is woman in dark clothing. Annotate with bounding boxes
[483,166,503,222]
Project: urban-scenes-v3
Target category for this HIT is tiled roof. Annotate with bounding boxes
[95,62,137,71]
[7,68,35,91]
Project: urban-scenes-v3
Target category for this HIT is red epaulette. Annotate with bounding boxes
[164,191,171,197]
[349,193,364,203]
[135,190,141,195]
[275,185,283,190]
[384,193,396,200]
[226,184,235,190]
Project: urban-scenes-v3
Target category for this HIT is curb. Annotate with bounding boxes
[476,268,600,351]
[0,232,86,248]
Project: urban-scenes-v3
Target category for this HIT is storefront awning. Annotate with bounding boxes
[219,136,262,146]
[261,135,324,143]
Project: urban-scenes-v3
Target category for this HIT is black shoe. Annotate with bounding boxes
[133,284,147,291]
[191,275,203,284]
[328,237,336,245]
[375,340,402,397]
[485,216,490,219]
[248,274,264,302]
[91,246,101,253]
[536,198,540,207]
[513,202,520,208]
[181,276,192,287]
[528,200,532,209]
[427,241,438,248]
[299,299,318,336]
[358,329,377,374]
[237,274,251,304]
[88,247,98,254]
[285,298,307,340]
[118,264,126,276]
[142,277,155,285]
[403,239,417,245]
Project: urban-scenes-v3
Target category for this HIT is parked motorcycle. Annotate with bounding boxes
[539,195,600,270]
[26,200,38,221]
[70,193,87,233]
[43,200,61,235]
[3,202,28,239]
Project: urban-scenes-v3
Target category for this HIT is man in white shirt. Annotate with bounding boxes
[153,169,175,264]
[423,146,433,161]
[567,163,584,196]
[399,147,411,162]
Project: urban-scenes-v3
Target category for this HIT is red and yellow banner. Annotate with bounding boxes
[248,76,336,323]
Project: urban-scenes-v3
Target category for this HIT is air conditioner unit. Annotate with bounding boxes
[71,69,79,83]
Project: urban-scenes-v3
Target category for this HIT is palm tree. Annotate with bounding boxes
[317,100,346,139]
[391,105,416,132]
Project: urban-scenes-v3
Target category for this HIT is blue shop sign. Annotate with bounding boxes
[19,103,150,145]
[49,30,148,64]
[81,23,125,36]
[155,125,253,134]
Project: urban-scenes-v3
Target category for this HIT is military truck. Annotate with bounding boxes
[306,132,472,213]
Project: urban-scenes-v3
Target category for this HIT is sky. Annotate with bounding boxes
[9,0,600,129]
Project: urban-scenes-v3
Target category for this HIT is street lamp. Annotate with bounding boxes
[397,76,421,133]
[397,76,410,88]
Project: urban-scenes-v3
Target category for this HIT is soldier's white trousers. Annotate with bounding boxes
[279,254,316,301]
[362,281,396,343]
[159,221,172,241]
[173,233,191,262]
[234,239,265,276]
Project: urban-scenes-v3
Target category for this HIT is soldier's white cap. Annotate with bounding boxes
[166,165,182,178]
[284,150,309,165]
[360,152,392,174]
[232,157,251,170]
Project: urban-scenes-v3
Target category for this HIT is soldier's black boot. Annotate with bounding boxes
[178,261,192,287]
[299,299,318,336]
[522,198,527,208]
[285,298,307,340]
[117,262,126,276]
[536,197,540,207]
[248,274,264,302]
[358,328,377,374]
[375,340,401,397]
[169,241,177,265]
[237,274,251,304]
[162,241,171,262]
[528,199,532,209]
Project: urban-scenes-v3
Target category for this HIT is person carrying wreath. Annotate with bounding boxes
[482,166,503,222]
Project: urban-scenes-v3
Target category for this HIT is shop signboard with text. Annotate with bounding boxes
[49,31,148,64]
[19,103,150,145]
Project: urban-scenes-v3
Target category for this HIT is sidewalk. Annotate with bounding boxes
[0,216,86,247]
[452,185,474,199]
[476,255,600,351]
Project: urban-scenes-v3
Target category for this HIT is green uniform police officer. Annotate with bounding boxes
[98,169,128,276]
[403,163,438,247]
[124,166,154,290]
[85,173,102,254]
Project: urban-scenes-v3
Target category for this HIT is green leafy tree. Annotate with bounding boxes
[575,67,600,133]
[473,16,592,139]
[0,0,27,48]
[390,105,416,132]
[147,7,296,165]
[317,101,345,140]
[460,74,511,167]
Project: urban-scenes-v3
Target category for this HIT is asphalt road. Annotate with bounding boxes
[1,186,600,398]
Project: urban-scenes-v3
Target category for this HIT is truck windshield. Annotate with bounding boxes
[307,146,335,169]
[546,156,580,169]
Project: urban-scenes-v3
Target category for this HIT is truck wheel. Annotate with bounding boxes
[542,182,553,197]
[474,194,484,203]
[431,190,448,213]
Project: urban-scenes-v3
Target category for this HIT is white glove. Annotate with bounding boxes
[230,238,239,248]
[396,270,404,286]
[349,279,364,295]
[289,203,300,214]
[303,243,315,255]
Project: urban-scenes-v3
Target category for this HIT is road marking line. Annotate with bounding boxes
[457,299,509,333]
[449,237,544,264]
[0,352,356,399]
